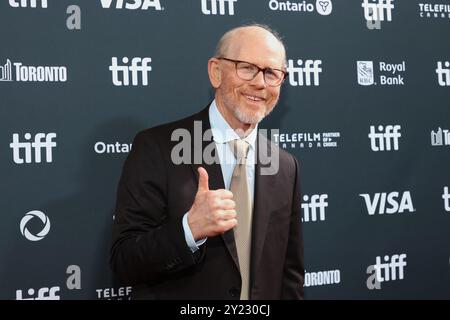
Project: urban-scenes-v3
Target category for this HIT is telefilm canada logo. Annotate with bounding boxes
[272,131,341,150]
[418,3,450,19]
[0,59,67,82]
[268,0,333,15]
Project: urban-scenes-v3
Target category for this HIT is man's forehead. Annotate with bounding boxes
[226,29,285,65]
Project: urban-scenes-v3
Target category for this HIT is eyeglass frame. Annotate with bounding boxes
[216,57,287,87]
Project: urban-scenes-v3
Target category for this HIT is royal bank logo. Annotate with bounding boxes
[9,0,48,8]
[201,0,237,15]
[419,3,450,19]
[431,127,450,146]
[357,61,374,85]
[268,0,333,15]
[362,0,394,23]
[367,253,407,289]
[304,269,341,287]
[272,131,340,150]
[357,60,406,86]
[20,210,51,241]
[100,0,163,10]
[359,191,415,215]
[443,187,450,212]
[287,59,322,86]
[0,59,67,82]
[436,61,450,86]
[109,57,152,86]
[301,194,328,222]
[368,125,401,151]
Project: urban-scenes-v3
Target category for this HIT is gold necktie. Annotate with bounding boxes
[229,139,252,300]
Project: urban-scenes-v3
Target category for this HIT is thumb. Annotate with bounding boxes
[197,167,209,193]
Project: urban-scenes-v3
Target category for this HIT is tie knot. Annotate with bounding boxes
[229,139,249,163]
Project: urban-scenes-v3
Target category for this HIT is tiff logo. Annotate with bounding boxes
[431,127,450,146]
[443,187,450,212]
[436,61,450,86]
[287,59,322,86]
[373,254,407,283]
[9,0,47,8]
[362,0,394,22]
[368,125,401,151]
[109,57,152,86]
[359,191,415,215]
[301,194,328,222]
[100,0,163,10]
[10,133,57,164]
[201,0,237,15]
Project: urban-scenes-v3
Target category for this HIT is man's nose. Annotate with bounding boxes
[250,70,267,88]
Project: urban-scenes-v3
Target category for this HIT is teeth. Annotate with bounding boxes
[245,95,262,101]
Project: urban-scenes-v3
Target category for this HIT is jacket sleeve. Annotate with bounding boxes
[281,155,305,299]
[110,131,203,286]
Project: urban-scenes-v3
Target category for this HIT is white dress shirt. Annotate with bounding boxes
[182,100,257,252]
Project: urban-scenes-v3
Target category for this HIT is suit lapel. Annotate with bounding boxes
[189,105,241,272]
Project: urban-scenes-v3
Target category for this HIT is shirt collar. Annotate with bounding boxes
[209,99,258,150]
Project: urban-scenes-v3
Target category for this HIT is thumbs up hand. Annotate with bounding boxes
[188,167,237,240]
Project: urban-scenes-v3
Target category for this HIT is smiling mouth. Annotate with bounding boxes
[243,94,265,102]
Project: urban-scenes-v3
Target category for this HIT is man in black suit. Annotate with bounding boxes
[110,24,304,299]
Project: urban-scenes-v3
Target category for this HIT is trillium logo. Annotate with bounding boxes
[316,0,332,15]
[20,210,51,241]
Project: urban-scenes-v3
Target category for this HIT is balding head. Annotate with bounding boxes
[214,24,286,68]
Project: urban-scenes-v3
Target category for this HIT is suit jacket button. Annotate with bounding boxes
[229,287,240,297]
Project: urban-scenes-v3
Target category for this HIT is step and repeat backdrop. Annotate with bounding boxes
[1,0,449,300]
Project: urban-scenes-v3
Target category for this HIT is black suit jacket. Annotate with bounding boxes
[110,105,304,299]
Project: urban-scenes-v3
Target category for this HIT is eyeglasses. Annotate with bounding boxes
[217,57,287,87]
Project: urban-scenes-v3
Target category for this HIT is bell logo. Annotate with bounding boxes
[10,133,57,164]
[201,0,237,15]
[362,0,395,22]
[301,194,328,222]
[436,61,450,86]
[9,0,48,8]
[368,125,401,151]
[287,59,322,87]
[443,187,450,212]
[359,191,415,215]
[100,0,162,10]
[20,210,51,241]
[109,57,152,86]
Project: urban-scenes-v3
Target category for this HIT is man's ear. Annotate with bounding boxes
[208,58,221,88]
